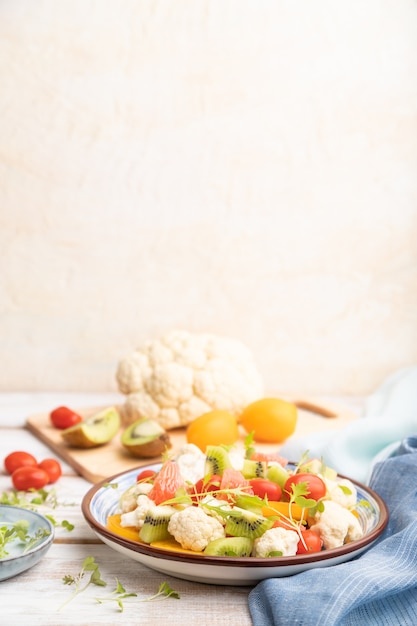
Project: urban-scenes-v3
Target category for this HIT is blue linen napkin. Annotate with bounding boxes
[248,435,417,626]
[279,366,417,483]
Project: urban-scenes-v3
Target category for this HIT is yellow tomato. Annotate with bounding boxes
[186,410,239,451]
[239,397,297,443]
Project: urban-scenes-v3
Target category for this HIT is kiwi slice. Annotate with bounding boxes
[242,459,267,479]
[266,464,290,488]
[121,418,171,458]
[61,407,120,448]
[139,506,175,544]
[225,507,273,539]
[204,536,254,557]
[204,445,231,476]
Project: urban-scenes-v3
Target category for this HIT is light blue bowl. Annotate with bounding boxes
[0,505,55,581]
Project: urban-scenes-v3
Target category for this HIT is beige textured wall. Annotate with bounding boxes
[1,0,417,395]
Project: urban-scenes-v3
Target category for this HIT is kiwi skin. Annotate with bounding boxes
[121,418,172,458]
[122,433,171,458]
[204,537,254,557]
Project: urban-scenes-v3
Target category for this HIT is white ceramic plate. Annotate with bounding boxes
[0,505,55,581]
[82,464,389,586]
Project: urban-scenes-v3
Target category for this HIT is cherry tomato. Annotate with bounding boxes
[50,406,83,429]
[284,473,326,501]
[136,469,157,482]
[38,458,62,484]
[12,466,50,491]
[190,474,222,502]
[4,451,37,475]
[249,478,282,501]
[297,529,323,554]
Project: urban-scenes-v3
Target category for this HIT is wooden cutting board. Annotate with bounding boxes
[25,398,359,483]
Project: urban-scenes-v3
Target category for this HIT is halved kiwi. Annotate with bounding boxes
[61,406,120,448]
[121,418,171,458]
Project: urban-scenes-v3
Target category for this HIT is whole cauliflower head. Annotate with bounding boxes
[116,329,264,429]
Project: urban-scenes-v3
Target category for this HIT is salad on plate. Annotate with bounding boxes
[106,437,366,559]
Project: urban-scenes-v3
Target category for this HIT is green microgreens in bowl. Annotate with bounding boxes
[0,519,51,559]
[0,487,75,531]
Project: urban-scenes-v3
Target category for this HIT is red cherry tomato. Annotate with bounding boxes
[136,469,157,482]
[12,466,50,491]
[4,451,37,475]
[249,478,282,501]
[296,529,323,554]
[190,474,222,502]
[38,458,62,484]
[284,473,326,501]
[50,406,83,429]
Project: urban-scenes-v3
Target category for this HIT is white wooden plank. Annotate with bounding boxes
[1,543,253,626]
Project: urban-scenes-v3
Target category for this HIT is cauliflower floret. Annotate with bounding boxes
[309,500,363,550]
[122,392,161,423]
[228,448,245,471]
[325,478,358,509]
[116,351,152,394]
[178,396,212,423]
[173,443,206,485]
[116,330,264,430]
[145,362,194,408]
[252,527,300,558]
[200,495,233,525]
[120,495,154,528]
[168,506,225,551]
[119,482,154,513]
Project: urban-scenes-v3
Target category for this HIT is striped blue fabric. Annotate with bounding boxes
[248,436,417,626]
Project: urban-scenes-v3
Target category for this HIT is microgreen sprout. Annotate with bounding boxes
[0,519,51,559]
[338,484,353,496]
[59,556,107,611]
[289,482,319,511]
[143,581,180,601]
[244,432,256,459]
[0,487,75,531]
[294,450,311,473]
[60,557,180,612]
[94,580,180,611]
[94,577,137,612]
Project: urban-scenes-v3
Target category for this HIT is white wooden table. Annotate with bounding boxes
[0,392,364,626]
